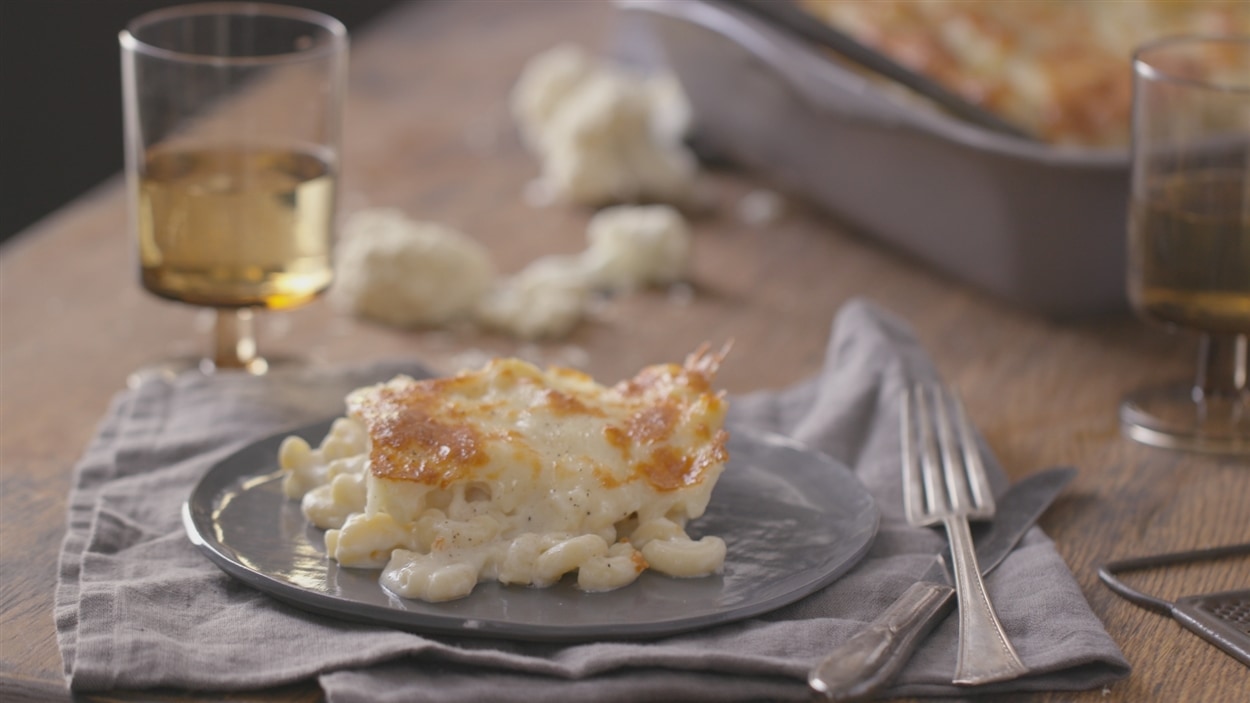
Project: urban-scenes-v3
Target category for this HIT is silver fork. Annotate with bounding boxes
[901,384,1028,685]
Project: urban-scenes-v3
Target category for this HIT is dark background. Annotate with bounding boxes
[0,0,405,243]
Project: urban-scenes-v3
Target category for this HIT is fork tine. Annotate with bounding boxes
[932,389,974,515]
[900,382,945,525]
[951,393,995,514]
[900,386,927,525]
[915,385,948,524]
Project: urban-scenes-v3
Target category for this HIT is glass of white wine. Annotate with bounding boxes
[1121,35,1250,454]
[120,3,347,378]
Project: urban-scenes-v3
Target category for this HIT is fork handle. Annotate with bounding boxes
[945,516,1029,685]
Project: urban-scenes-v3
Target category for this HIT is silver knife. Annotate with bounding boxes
[808,466,1077,701]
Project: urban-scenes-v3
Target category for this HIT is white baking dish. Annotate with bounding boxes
[616,0,1131,316]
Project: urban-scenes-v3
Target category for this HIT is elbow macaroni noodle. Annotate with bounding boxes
[279,349,731,602]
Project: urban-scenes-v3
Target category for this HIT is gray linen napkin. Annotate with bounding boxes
[56,298,1129,701]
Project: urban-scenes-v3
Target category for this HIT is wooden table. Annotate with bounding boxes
[2,1,1246,701]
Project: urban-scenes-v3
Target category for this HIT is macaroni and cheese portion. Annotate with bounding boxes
[279,347,731,602]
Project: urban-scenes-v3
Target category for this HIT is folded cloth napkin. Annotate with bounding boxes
[56,298,1129,702]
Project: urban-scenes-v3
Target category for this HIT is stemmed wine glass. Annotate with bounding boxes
[1121,35,1250,454]
[120,3,347,379]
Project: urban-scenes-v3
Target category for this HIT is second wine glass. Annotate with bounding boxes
[1121,35,1250,454]
[120,2,348,378]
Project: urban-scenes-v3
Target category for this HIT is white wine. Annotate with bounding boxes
[138,145,336,310]
[1128,167,1250,334]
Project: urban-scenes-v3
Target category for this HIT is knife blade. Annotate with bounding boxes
[808,466,1077,701]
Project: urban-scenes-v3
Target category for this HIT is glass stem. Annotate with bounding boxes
[212,308,260,371]
[1193,332,1249,404]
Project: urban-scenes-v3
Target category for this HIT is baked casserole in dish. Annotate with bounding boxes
[617,0,1250,315]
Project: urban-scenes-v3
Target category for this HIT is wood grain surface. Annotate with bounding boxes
[1,1,1246,702]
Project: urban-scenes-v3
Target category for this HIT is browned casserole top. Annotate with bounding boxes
[800,0,1250,146]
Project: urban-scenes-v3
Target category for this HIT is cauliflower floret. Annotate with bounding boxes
[332,209,495,328]
[475,255,591,340]
[511,44,697,206]
[471,204,692,338]
[582,204,691,291]
[645,72,693,147]
[331,199,693,339]
[511,43,599,154]
[471,204,692,337]
[736,189,786,227]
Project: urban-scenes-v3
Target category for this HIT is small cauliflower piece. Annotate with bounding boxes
[474,254,591,340]
[736,189,786,227]
[583,204,691,291]
[471,204,692,337]
[332,209,495,328]
[645,72,694,147]
[511,43,599,154]
[539,72,696,206]
[511,44,697,206]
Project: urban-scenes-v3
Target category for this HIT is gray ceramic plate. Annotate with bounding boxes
[183,420,879,642]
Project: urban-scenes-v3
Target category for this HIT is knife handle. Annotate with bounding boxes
[808,581,955,701]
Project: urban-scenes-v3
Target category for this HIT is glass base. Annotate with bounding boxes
[128,307,309,389]
[127,354,297,389]
[1121,381,1250,455]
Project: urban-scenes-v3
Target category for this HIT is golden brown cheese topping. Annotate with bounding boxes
[348,379,491,487]
[799,0,1250,146]
[345,348,729,493]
